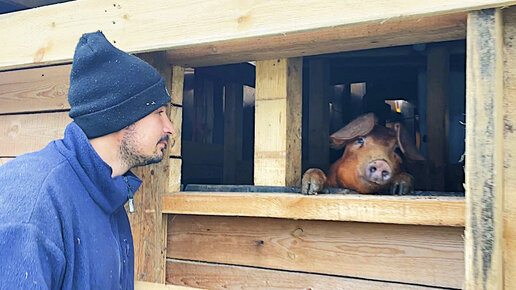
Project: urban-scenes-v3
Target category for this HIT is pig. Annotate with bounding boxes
[301,113,424,195]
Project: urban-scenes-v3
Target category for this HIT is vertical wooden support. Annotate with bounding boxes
[465,8,503,290]
[503,6,516,289]
[129,53,186,283]
[213,81,224,144]
[193,73,214,143]
[255,58,302,186]
[224,83,243,184]
[427,45,449,191]
[308,59,330,171]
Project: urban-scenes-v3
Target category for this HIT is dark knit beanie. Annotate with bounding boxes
[68,31,171,138]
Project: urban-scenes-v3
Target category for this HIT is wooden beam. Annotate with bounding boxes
[0,112,69,157]
[0,64,70,114]
[426,46,450,191]
[254,58,302,186]
[307,59,330,171]
[223,83,243,184]
[135,280,197,290]
[167,215,464,288]
[166,259,438,289]
[162,192,465,226]
[503,6,516,288]
[465,8,504,289]
[4,1,516,70]
[192,73,214,143]
[129,52,174,284]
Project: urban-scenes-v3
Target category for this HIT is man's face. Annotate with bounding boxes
[119,105,175,168]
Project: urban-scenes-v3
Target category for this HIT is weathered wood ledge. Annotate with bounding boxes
[162,192,465,227]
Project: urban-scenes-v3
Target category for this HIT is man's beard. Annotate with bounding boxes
[119,125,168,169]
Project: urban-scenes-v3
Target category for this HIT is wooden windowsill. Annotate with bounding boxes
[162,192,465,227]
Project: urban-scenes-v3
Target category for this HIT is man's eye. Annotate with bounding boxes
[356,137,365,146]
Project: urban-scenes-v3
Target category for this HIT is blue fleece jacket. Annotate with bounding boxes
[0,122,142,289]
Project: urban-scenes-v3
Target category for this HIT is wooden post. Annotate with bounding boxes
[465,8,503,290]
[255,58,302,186]
[426,45,449,191]
[224,83,243,184]
[308,59,330,171]
[130,52,184,284]
[193,73,214,144]
[502,6,516,289]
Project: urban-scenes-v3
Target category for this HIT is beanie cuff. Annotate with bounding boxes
[74,78,171,138]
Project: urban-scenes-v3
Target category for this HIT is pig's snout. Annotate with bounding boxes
[365,160,392,185]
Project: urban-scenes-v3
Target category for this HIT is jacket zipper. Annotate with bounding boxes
[123,176,135,213]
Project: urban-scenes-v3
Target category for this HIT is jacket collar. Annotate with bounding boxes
[56,122,142,214]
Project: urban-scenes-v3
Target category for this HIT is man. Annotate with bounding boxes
[0,31,175,289]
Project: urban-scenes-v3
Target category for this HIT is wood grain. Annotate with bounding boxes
[166,259,439,289]
[162,192,465,226]
[166,215,464,288]
[255,58,302,187]
[0,64,70,114]
[0,112,70,157]
[465,8,504,289]
[135,280,197,290]
[3,1,513,69]
[503,6,516,289]
[223,83,243,184]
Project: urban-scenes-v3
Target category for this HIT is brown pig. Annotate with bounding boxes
[302,113,424,195]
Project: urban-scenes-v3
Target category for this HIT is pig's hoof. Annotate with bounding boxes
[390,173,414,195]
[301,168,327,195]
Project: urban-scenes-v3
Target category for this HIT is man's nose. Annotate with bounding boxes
[163,114,175,136]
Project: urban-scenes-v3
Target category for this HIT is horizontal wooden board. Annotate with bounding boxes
[2,1,515,69]
[162,192,465,226]
[0,112,70,156]
[135,280,197,290]
[167,215,464,288]
[0,64,71,114]
[166,259,439,289]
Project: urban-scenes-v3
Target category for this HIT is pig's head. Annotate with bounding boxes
[329,113,424,193]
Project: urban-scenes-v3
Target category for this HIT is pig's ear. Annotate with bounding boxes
[330,113,376,149]
[394,123,425,161]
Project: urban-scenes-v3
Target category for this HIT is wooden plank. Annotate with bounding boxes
[129,52,172,284]
[307,59,330,171]
[465,8,504,289]
[223,83,243,184]
[167,158,182,193]
[193,73,214,143]
[254,58,302,187]
[167,215,464,288]
[503,6,516,289]
[169,105,182,157]
[162,192,465,226]
[171,66,184,106]
[426,46,449,191]
[0,112,69,156]
[166,259,439,289]
[135,280,197,290]
[0,64,70,114]
[181,141,223,166]
[4,1,515,70]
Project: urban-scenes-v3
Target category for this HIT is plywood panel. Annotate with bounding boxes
[169,105,182,157]
[465,8,504,290]
[255,58,302,187]
[167,215,464,288]
[162,192,465,227]
[166,259,439,289]
[0,64,70,114]
[0,112,70,156]
[3,1,514,69]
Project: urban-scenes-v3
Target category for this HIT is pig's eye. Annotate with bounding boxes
[394,147,405,159]
[356,137,365,147]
